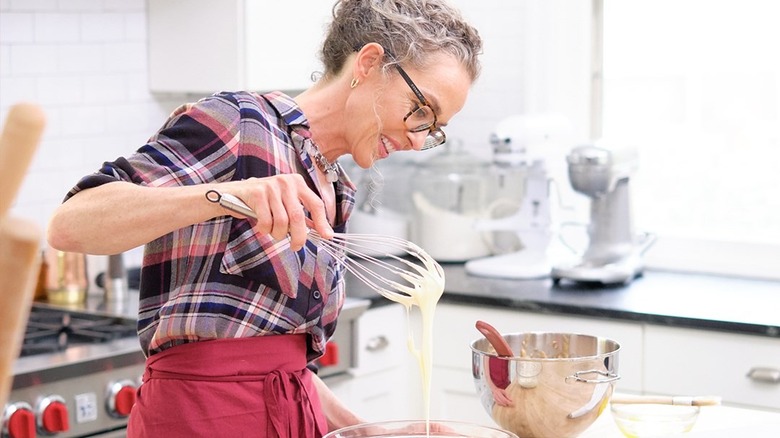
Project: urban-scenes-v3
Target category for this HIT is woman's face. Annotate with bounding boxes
[346,53,472,168]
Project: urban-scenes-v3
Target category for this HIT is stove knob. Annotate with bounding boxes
[319,341,339,366]
[36,395,69,434]
[106,379,137,418]
[3,402,36,438]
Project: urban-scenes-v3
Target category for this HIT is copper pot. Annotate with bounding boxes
[45,248,88,305]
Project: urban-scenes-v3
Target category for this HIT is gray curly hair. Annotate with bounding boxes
[321,0,482,81]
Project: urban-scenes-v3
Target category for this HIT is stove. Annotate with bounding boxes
[20,306,138,358]
[3,303,145,438]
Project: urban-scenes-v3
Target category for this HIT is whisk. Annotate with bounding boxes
[308,231,445,306]
[203,189,444,303]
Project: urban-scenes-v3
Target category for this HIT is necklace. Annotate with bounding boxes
[304,139,340,183]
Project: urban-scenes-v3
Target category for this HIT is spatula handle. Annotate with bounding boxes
[610,394,722,406]
[476,320,514,357]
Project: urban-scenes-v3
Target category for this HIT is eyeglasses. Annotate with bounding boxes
[394,65,447,150]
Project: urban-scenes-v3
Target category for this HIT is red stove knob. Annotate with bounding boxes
[319,341,339,366]
[3,402,36,438]
[106,380,137,418]
[37,395,69,433]
[114,386,136,416]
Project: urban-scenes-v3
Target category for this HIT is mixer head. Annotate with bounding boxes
[490,114,572,167]
[566,142,638,198]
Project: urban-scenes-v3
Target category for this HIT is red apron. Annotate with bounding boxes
[127,334,327,438]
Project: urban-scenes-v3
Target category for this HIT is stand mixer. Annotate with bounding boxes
[551,142,655,284]
[465,161,554,279]
[465,114,571,279]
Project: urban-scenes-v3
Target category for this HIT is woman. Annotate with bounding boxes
[47,0,482,436]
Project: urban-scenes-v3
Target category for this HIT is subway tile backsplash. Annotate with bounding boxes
[0,0,182,236]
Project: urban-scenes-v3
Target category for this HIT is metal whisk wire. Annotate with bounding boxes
[308,231,444,304]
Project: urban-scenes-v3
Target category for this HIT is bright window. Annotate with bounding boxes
[599,0,780,279]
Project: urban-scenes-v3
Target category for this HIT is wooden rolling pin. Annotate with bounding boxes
[610,394,722,406]
[0,103,46,217]
[0,218,42,406]
[0,103,46,406]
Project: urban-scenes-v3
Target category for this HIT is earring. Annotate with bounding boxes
[350,78,359,89]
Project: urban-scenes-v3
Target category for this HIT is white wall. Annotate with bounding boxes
[442,0,592,164]
[0,0,592,253]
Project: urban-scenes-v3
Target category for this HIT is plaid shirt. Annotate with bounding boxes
[65,91,356,363]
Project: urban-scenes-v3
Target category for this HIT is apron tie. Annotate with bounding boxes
[264,369,324,438]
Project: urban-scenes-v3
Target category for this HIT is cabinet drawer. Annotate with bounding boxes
[644,325,780,410]
[353,304,407,376]
[327,368,417,421]
[433,303,644,392]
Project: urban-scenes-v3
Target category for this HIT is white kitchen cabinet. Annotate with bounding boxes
[424,303,644,423]
[147,0,331,94]
[326,303,420,421]
[644,325,780,410]
[429,366,496,426]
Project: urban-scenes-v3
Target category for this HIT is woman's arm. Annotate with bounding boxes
[47,181,219,255]
[311,372,364,432]
[47,175,332,255]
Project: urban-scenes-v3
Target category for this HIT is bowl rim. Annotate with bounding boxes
[610,403,701,417]
[324,419,520,438]
[609,403,701,434]
[469,331,621,361]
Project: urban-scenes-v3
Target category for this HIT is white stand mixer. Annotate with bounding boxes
[465,114,571,279]
[465,161,556,278]
[551,142,655,284]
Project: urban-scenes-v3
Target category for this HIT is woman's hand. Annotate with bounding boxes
[219,175,333,251]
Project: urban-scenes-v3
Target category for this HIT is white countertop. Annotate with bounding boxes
[581,403,780,437]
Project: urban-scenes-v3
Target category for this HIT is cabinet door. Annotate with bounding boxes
[430,367,496,426]
[243,1,330,92]
[148,0,330,93]
[148,0,242,93]
[327,367,416,422]
[354,304,408,376]
[327,304,420,421]
[644,325,780,410]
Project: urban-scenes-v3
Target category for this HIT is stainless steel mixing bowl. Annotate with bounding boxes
[471,332,620,438]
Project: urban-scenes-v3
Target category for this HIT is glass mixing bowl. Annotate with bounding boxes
[323,420,518,438]
[610,403,700,437]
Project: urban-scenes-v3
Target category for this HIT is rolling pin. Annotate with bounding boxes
[0,103,46,218]
[0,102,46,406]
[0,218,42,406]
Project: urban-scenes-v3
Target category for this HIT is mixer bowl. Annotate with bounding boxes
[471,332,620,438]
[323,420,518,437]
